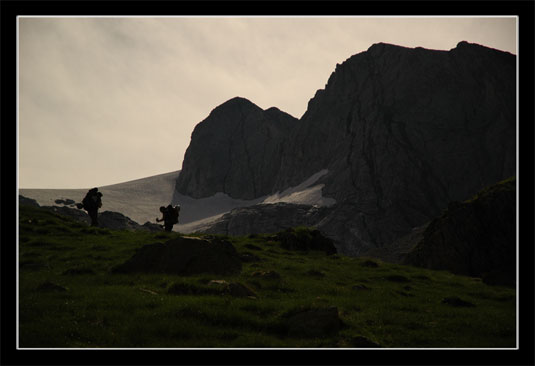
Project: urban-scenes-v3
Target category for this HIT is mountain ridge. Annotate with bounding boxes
[173,41,516,255]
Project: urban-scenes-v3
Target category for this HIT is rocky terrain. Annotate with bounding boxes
[357,176,516,288]
[403,177,516,287]
[199,202,329,237]
[174,41,516,256]
[19,170,180,226]
[19,195,162,232]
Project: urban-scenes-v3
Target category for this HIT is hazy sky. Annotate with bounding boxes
[18,16,517,189]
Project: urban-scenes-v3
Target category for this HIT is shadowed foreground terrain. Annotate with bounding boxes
[18,204,516,348]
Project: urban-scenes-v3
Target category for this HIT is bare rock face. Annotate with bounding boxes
[175,97,297,200]
[403,177,516,287]
[201,202,328,237]
[274,41,516,252]
[175,42,516,255]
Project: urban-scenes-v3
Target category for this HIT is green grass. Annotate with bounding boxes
[18,205,516,348]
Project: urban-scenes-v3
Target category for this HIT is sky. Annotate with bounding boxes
[18,16,517,189]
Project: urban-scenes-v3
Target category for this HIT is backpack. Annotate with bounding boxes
[168,205,180,224]
[82,188,100,211]
[82,191,95,210]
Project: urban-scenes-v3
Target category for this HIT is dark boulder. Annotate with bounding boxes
[41,205,91,224]
[404,177,516,287]
[283,307,342,338]
[360,259,379,268]
[19,195,40,208]
[98,211,142,231]
[276,227,337,255]
[441,296,476,307]
[141,221,164,232]
[54,198,76,206]
[112,236,242,276]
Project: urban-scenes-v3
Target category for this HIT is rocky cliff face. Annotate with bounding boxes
[175,97,297,200]
[174,42,516,255]
[274,41,516,251]
[403,177,516,287]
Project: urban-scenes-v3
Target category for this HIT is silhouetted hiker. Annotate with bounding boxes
[156,204,180,232]
[82,188,103,227]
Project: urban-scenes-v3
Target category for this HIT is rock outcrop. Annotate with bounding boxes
[275,227,337,255]
[201,202,329,237]
[403,177,516,287]
[19,195,162,232]
[112,236,242,275]
[174,41,516,255]
[19,195,41,208]
[175,97,297,200]
[282,307,342,338]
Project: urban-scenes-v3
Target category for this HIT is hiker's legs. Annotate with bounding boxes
[89,210,99,226]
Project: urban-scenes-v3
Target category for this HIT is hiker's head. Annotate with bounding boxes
[159,206,166,213]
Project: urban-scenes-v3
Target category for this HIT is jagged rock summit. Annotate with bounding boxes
[174,41,516,255]
[175,97,298,200]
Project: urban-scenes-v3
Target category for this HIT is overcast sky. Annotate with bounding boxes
[18,16,517,189]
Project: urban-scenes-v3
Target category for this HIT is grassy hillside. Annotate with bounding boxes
[18,204,516,348]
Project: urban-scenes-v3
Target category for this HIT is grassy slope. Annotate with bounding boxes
[18,205,516,348]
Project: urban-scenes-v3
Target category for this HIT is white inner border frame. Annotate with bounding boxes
[15,14,520,351]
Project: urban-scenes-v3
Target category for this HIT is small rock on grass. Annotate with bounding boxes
[284,307,342,338]
[360,260,379,268]
[441,296,475,307]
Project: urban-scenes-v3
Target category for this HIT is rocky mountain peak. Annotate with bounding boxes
[214,96,257,110]
[174,42,516,255]
[175,97,298,200]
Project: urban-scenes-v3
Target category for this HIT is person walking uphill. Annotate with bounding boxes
[156,204,180,232]
[82,188,103,227]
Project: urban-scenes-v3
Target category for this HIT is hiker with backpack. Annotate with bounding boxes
[156,204,180,232]
[82,187,103,227]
